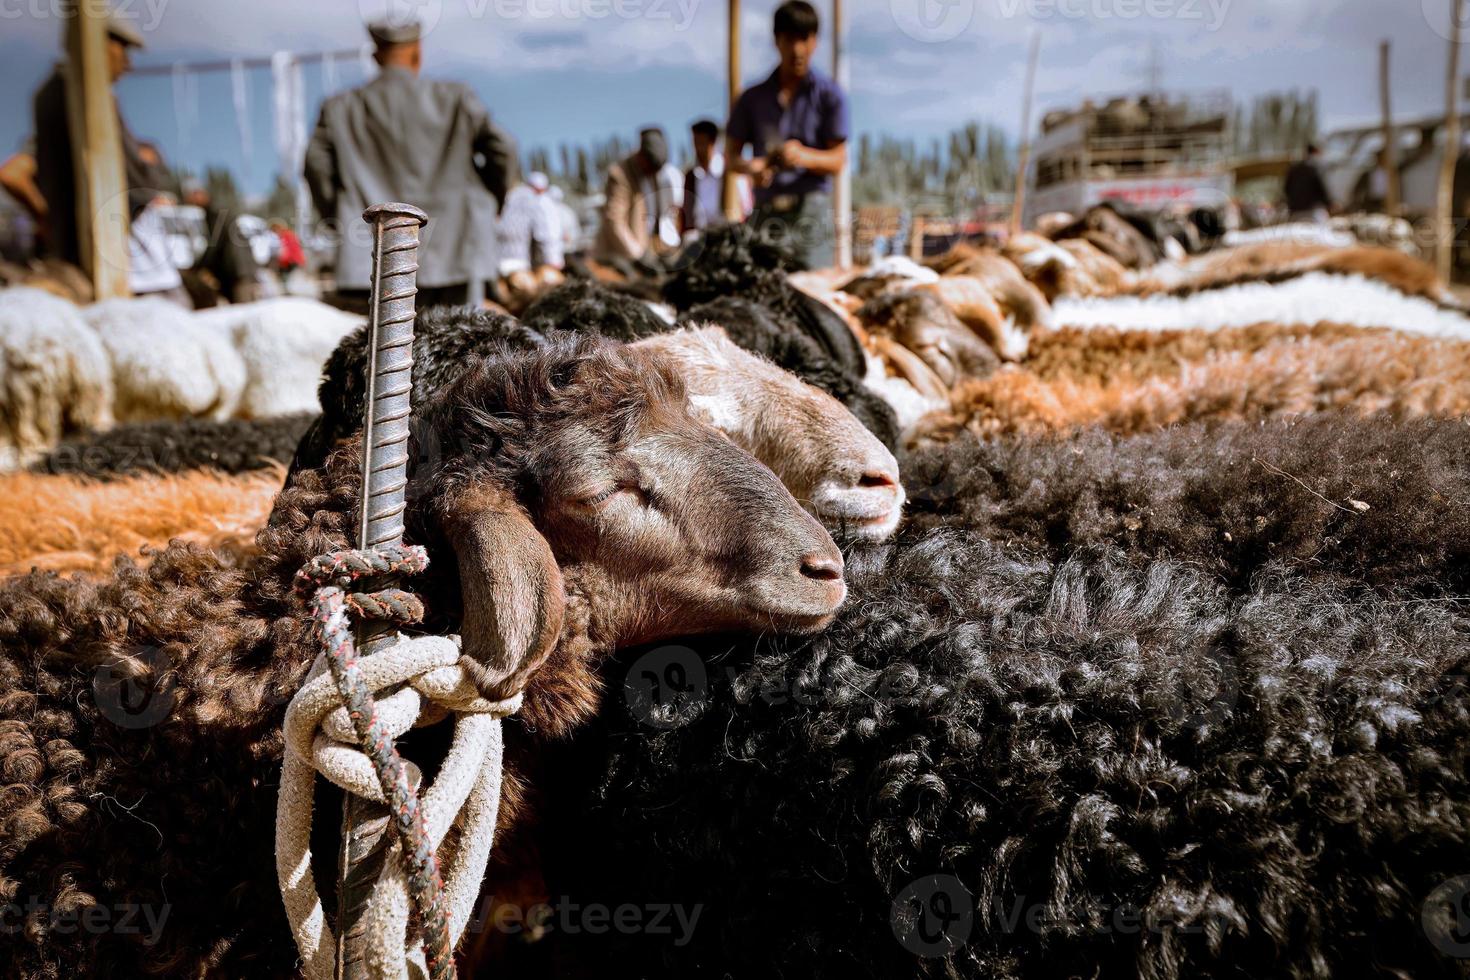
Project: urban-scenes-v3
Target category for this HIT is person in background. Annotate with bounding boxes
[726,0,848,267]
[497,171,564,275]
[185,180,261,303]
[548,184,581,256]
[593,126,684,276]
[681,119,749,239]
[18,13,188,304]
[305,18,516,310]
[1284,143,1333,224]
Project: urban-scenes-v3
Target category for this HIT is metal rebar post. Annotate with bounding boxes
[337,202,428,980]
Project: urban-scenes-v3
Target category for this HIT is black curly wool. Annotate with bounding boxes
[532,526,1470,979]
[679,296,900,450]
[520,278,673,340]
[289,305,544,473]
[902,415,1470,596]
[33,414,315,479]
[662,224,867,375]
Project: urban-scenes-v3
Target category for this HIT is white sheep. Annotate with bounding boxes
[83,297,247,423]
[194,298,363,419]
[0,287,115,469]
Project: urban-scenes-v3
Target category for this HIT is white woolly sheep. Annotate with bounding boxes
[83,297,248,423]
[0,287,114,468]
[194,298,364,419]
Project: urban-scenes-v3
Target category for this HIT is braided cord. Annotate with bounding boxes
[294,544,456,980]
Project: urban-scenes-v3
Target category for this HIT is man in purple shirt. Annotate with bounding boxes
[726,0,849,267]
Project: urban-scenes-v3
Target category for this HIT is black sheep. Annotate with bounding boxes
[520,277,671,340]
[527,527,1470,980]
[290,305,544,473]
[33,414,316,479]
[663,224,867,376]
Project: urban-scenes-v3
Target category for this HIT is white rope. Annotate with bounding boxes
[276,633,522,980]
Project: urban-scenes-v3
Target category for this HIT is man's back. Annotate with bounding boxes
[306,66,513,290]
[1284,159,1330,215]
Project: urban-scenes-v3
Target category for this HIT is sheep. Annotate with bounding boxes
[0,466,279,577]
[1053,273,1470,341]
[0,287,114,468]
[82,297,247,423]
[36,414,314,479]
[926,327,1470,440]
[663,224,868,376]
[855,290,1000,388]
[1050,202,1166,268]
[0,332,846,977]
[520,280,899,450]
[295,304,904,541]
[924,243,1056,336]
[0,258,94,305]
[902,414,1470,598]
[911,276,1029,361]
[1002,233,1133,301]
[529,530,1470,980]
[193,298,364,419]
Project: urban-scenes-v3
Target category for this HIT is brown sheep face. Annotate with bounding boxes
[423,336,846,700]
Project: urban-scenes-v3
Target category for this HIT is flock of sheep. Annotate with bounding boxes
[0,207,1467,978]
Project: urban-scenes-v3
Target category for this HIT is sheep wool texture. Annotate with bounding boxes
[192,297,363,419]
[0,287,114,467]
[35,413,315,479]
[82,297,247,422]
[536,528,1470,980]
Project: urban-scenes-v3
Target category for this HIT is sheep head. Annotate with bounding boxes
[633,326,905,542]
[417,334,846,702]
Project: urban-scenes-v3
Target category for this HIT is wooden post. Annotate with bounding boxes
[723,0,743,221]
[1437,0,1464,282]
[909,214,924,260]
[1010,31,1041,236]
[64,6,130,298]
[832,0,852,268]
[1379,40,1400,215]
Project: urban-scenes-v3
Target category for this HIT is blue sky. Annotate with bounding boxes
[0,0,1463,196]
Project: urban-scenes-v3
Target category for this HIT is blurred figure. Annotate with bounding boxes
[593,126,684,276]
[1284,143,1333,224]
[19,13,187,304]
[681,119,749,238]
[186,181,261,303]
[497,171,564,275]
[727,0,848,267]
[305,18,516,309]
[548,184,581,256]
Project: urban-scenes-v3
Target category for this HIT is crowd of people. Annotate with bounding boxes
[1,0,850,310]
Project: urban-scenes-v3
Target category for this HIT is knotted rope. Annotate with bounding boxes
[276,545,522,980]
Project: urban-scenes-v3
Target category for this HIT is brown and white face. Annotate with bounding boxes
[424,337,846,700]
[634,327,905,542]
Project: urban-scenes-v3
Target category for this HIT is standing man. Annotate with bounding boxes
[496,171,564,274]
[305,19,516,309]
[18,13,188,304]
[1283,143,1333,224]
[681,119,749,238]
[593,127,684,276]
[726,0,848,267]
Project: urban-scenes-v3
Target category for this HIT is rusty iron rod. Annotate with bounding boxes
[337,202,428,980]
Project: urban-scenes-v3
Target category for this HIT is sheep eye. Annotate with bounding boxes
[583,486,621,508]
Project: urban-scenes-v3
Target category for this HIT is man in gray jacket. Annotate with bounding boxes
[305,20,516,308]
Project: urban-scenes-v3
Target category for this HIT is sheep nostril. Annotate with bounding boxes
[858,471,898,490]
[799,553,844,582]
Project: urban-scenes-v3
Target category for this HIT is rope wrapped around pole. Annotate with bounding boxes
[276,544,522,980]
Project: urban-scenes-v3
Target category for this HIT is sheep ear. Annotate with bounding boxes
[443,487,565,701]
